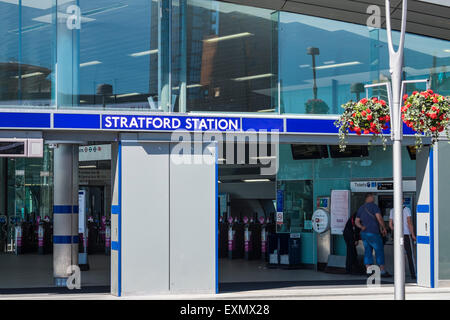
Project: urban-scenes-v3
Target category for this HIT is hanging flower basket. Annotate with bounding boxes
[334,97,390,151]
[402,89,450,150]
[305,99,329,114]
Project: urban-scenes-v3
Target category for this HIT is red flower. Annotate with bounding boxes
[363,129,370,134]
[431,126,437,132]
[433,98,438,103]
[372,97,378,102]
[412,91,418,95]
[427,89,434,95]
[430,113,438,120]
[379,116,385,121]
[367,114,373,121]
[438,126,444,132]
[361,111,367,117]
[366,108,371,113]
[382,124,388,130]
[379,100,386,106]
[403,94,408,101]
[385,115,390,122]
[360,98,368,105]
[352,113,356,118]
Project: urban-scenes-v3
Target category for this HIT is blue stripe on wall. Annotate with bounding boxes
[242,118,284,132]
[111,205,120,214]
[111,241,119,251]
[53,235,79,244]
[429,147,435,288]
[417,204,430,213]
[417,236,430,244]
[118,141,122,297]
[54,113,101,129]
[0,112,51,128]
[286,118,338,134]
[53,205,72,214]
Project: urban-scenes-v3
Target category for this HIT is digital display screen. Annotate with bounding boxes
[329,145,369,158]
[0,142,26,155]
[407,146,416,160]
[291,144,329,160]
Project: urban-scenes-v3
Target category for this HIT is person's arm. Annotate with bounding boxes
[375,213,387,236]
[355,217,366,231]
[389,218,394,232]
[407,216,416,241]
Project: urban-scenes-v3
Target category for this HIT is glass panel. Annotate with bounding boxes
[276,180,313,233]
[3,145,53,253]
[402,32,450,96]
[58,0,159,109]
[174,0,277,113]
[279,11,450,115]
[0,1,54,108]
[279,12,385,115]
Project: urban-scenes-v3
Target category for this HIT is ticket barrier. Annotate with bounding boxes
[244,216,261,260]
[87,217,99,254]
[37,216,52,254]
[218,216,228,258]
[0,215,7,252]
[228,217,244,259]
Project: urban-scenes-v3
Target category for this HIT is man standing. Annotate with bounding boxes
[355,193,391,277]
[389,202,416,279]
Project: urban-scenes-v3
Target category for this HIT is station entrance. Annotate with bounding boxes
[217,142,418,291]
[0,143,110,292]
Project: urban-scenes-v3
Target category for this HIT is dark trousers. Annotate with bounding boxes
[404,234,416,278]
[345,240,357,273]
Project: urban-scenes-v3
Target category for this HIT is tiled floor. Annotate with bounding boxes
[0,253,110,289]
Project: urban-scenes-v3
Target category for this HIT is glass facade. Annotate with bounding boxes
[0,146,53,253]
[277,144,417,262]
[278,12,450,115]
[1,0,448,114]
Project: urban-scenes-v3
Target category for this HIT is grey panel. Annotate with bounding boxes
[437,141,450,280]
[121,142,170,295]
[416,147,431,287]
[169,143,217,293]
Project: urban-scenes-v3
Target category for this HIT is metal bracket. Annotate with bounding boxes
[364,82,394,138]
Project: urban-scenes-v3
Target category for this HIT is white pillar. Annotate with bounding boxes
[53,144,79,286]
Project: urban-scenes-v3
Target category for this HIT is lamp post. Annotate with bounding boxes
[385,0,407,300]
[307,47,320,100]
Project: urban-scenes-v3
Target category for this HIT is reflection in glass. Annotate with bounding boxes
[0,1,54,107]
[276,180,313,233]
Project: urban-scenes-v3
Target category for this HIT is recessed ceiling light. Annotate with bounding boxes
[80,60,102,67]
[115,92,140,98]
[203,32,253,43]
[242,179,271,183]
[315,61,361,70]
[233,73,273,81]
[13,72,44,79]
[129,49,158,57]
